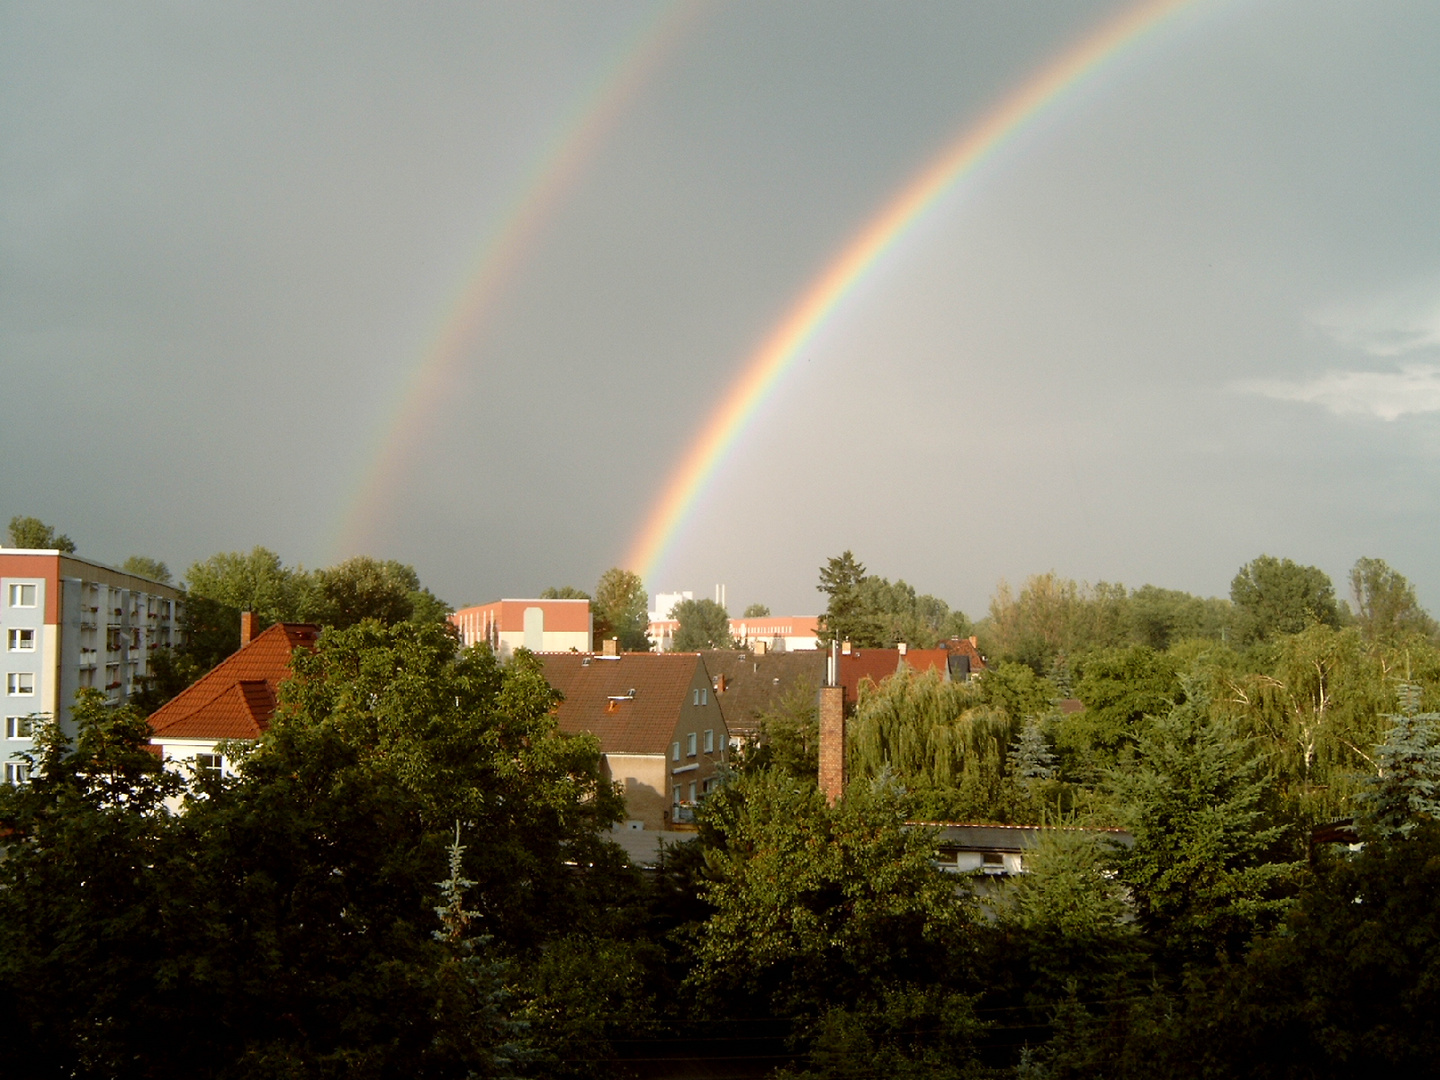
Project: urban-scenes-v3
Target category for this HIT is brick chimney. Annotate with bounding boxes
[602,637,619,656]
[240,611,257,648]
[818,682,846,805]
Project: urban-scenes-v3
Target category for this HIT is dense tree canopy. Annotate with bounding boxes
[671,597,733,650]
[593,567,650,650]
[120,555,171,583]
[8,544,1440,1078]
[1231,553,1342,643]
[6,515,75,552]
[816,551,969,648]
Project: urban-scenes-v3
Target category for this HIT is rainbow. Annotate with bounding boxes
[625,0,1200,584]
[333,1,705,559]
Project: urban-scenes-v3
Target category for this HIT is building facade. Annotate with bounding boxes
[450,598,592,658]
[539,651,727,831]
[0,549,184,777]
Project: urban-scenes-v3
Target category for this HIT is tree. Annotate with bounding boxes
[184,546,309,627]
[1360,712,1440,838]
[743,682,820,780]
[303,555,422,629]
[689,773,984,1075]
[849,667,1017,822]
[120,556,171,584]
[593,568,651,651]
[540,585,590,600]
[1109,690,1298,965]
[1063,646,1181,775]
[6,515,75,552]
[0,624,643,1077]
[1230,554,1341,644]
[671,597,733,650]
[816,552,966,649]
[1129,584,1229,650]
[0,690,191,1075]
[817,551,880,647]
[693,775,957,1009]
[1350,556,1438,644]
[742,603,770,618]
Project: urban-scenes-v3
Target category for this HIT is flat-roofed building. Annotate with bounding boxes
[450,598,592,658]
[0,548,184,774]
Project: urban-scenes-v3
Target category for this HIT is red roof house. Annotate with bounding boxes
[539,652,727,831]
[148,621,319,773]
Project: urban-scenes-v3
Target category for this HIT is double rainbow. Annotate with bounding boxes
[624,0,1198,584]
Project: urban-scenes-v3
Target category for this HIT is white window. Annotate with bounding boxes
[704,729,714,753]
[7,628,34,651]
[672,741,681,762]
[4,762,30,784]
[8,584,36,608]
[701,688,708,706]
[673,785,682,805]
[5,717,32,739]
[692,689,700,706]
[686,732,697,757]
[194,753,224,777]
[7,673,34,696]
[688,781,697,802]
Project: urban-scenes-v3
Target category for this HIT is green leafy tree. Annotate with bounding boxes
[1109,690,1298,965]
[302,555,439,629]
[0,690,190,1075]
[6,515,75,552]
[671,597,733,650]
[184,546,309,627]
[849,668,1017,822]
[979,573,1130,672]
[1061,646,1181,776]
[744,682,820,780]
[593,568,651,651]
[1129,584,1230,650]
[540,585,590,600]
[817,550,880,647]
[120,556,171,584]
[1230,554,1341,644]
[177,623,631,1072]
[817,552,967,648]
[690,773,985,1075]
[1179,821,1440,1078]
[742,602,771,618]
[990,829,1141,1078]
[1349,556,1438,644]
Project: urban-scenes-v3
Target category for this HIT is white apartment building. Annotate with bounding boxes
[0,548,184,778]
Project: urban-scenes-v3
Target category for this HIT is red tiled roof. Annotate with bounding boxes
[147,623,319,741]
[539,652,707,755]
[838,647,954,704]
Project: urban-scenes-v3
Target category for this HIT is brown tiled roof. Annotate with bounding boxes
[698,649,825,736]
[838,649,905,703]
[148,623,319,741]
[539,652,704,755]
[940,636,988,673]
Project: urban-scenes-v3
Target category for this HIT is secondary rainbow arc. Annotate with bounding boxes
[624,0,1199,585]
[331,1,704,559]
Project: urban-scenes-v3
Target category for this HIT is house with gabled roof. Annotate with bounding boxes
[539,651,727,831]
[147,616,318,777]
[698,648,826,746]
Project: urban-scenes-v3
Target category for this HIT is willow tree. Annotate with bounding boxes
[848,668,1019,821]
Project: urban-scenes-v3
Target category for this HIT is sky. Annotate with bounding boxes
[4,0,1440,619]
